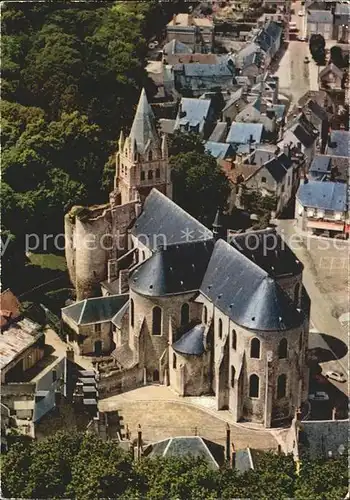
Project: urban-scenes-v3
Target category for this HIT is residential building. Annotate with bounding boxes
[307,10,333,40]
[334,3,350,43]
[221,88,250,124]
[173,61,236,96]
[305,99,330,153]
[295,180,347,236]
[174,97,215,138]
[226,122,264,147]
[319,63,347,104]
[326,130,350,157]
[308,154,348,182]
[205,141,235,161]
[166,13,214,53]
[279,113,319,166]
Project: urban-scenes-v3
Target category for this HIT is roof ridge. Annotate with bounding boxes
[78,299,87,325]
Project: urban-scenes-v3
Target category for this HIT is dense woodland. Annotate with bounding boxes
[2,431,348,500]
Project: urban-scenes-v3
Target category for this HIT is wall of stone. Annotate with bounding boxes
[98,364,144,397]
[78,323,113,356]
[169,348,211,396]
[277,273,303,304]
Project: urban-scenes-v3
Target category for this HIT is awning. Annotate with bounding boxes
[307,220,344,231]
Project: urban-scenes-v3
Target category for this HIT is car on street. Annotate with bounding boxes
[309,391,329,401]
[297,36,306,41]
[298,11,304,16]
[325,371,346,383]
[304,56,310,63]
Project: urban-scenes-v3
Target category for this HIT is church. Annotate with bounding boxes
[63,89,310,428]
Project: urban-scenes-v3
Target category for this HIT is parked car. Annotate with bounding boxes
[298,10,304,16]
[325,371,346,383]
[309,391,329,401]
[297,36,306,41]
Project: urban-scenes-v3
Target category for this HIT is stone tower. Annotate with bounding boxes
[115,89,172,205]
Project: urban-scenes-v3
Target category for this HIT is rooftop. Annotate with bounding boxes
[307,10,333,23]
[175,97,212,131]
[205,141,233,160]
[1,289,21,328]
[163,39,192,55]
[62,295,129,326]
[297,181,347,212]
[172,324,205,356]
[226,122,263,145]
[327,130,350,157]
[129,89,160,154]
[0,318,42,370]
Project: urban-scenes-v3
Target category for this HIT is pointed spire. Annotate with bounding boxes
[118,129,125,151]
[212,208,224,241]
[129,88,160,154]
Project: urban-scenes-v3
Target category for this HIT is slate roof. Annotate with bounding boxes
[269,104,286,120]
[226,122,263,145]
[263,153,292,182]
[297,181,347,212]
[208,122,228,142]
[144,436,224,469]
[235,448,255,474]
[62,295,129,325]
[172,324,205,355]
[205,141,233,160]
[222,88,244,112]
[264,20,282,43]
[307,10,333,23]
[291,123,317,148]
[129,89,160,154]
[306,100,328,122]
[327,130,350,157]
[131,189,213,250]
[175,98,211,131]
[230,228,303,279]
[111,300,129,328]
[179,63,234,77]
[200,239,303,331]
[163,39,192,55]
[254,28,273,53]
[309,155,349,182]
[130,240,214,297]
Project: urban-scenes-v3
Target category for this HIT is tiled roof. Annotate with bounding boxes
[131,189,213,250]
[163,39,192,55]
[129,89,160,154]
[230,228,303,279]
[327,130,350,157]
[205,141,233,159]
[144,436,224,469]
[307,10,333,23]
[200,239,304,331]
[62,295,129,325]
[226,122,263,145]
[130,240,214,297]
[297,181,347,212]
[172,324,205,355]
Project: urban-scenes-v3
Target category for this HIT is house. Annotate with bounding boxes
[221,88,250,124]
[326,130,350,157]
[250,74,279,104]
[307,10,333,40]
[334,3,350,43]
[308,154,348,182]
[279,114,319,166]
[236,44,265,78]
[241,152,294,214]
[208,121,228,142]
[166,13,214,53]
[295,180,347,236]
[173,61,236,96]
[162,39,218,65]
[319,63,345,91]
[252,21,283,67]
[226,122,264,147]
[234,96,277,136]
[174,97,214,138]
[305,99,330,153]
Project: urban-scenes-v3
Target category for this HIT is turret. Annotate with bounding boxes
[118,129,125,151]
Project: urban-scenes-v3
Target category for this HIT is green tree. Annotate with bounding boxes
[309,34,326,65]
[168,131,205,156]
[170,151,231,224]
[330,45,345,68]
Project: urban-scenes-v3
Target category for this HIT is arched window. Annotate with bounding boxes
[299,332,303,351]
[249,374,259,398]
[149,150,153,161]
[152,306,162,335]
[153,369,159,382]
[277,374,287,399]
[250,338,260,358]
[218,318,223,339]
[294,283,300,307]
[141,171,145,181]
[232,329,237,350]
[203,305,208,324]
[181,303,190,326]
[148,170,153,180]
[278,338,288,359]
[156,168,160,178]
[231,366,235,388]
[130,299,134,328]
[173,353,177,369]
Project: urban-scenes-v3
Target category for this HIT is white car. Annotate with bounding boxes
[297,36,306,41]
[298,10,304,16]
[309,391,329,401]
[325,371,346,383]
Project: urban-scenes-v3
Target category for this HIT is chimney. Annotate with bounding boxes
[225,424,231,462]
[283,144,291,159]
[66,347,74,363]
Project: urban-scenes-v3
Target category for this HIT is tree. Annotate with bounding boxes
[309,34,326,65]
[168,130,205,156]
[170,151,231,224]
[330,45,345,69]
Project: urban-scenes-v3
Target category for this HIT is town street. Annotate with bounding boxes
[272,1,319,108]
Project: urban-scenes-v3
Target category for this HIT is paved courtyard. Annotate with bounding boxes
[99,386,280,450]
